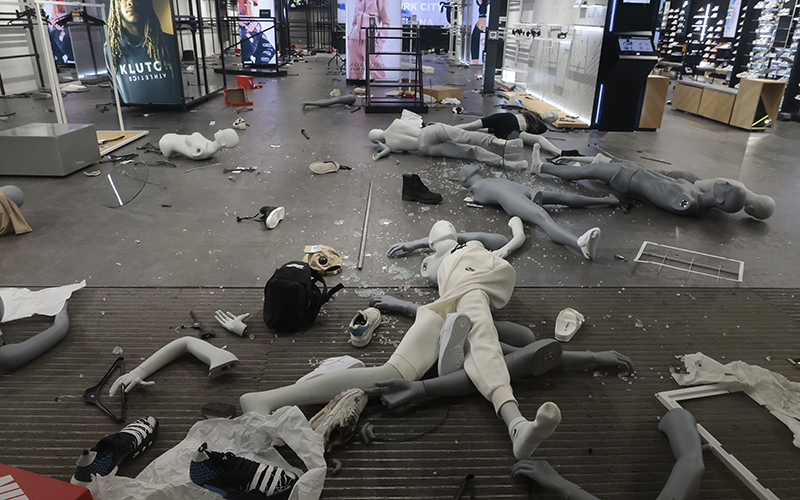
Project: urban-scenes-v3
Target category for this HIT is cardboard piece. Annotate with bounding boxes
[224,88,253,107]
[423,85,462,102]
[0,463,93,500]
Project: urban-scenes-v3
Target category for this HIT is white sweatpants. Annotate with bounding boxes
[388,242,517,413]
[417,123,505,167]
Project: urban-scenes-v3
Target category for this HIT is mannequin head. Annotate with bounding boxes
[520,110,549,135]
[0,185,24,207]
[458,164,483,188]
[541,111,559,124]
[368,129,385,143]
[428,220,457,248]
[709,181,747,213]
[214,128,240,148]
[744,193,776,220]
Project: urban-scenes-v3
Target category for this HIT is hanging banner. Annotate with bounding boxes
[468,0,488,64]
[101,0,182,105]
[238,0,277,65]
[401,0,449,25]
[43,4,74,64]
[346,0,401,80]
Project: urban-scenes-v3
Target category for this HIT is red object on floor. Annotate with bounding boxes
[236,75,263,90]
[0,463,93,500]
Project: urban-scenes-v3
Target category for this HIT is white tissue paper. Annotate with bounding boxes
[0,280,86,322]
[87,407,326,500]
[673,352,800,449]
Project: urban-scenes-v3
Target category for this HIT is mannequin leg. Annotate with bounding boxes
[519,132,561,156]
[421,142,509,168]
[538,191,620,208]
[454,119,486,132]
[495,198,584,254]
[540,162,621,183]
[302,95,357,108]
[240,363,402,415]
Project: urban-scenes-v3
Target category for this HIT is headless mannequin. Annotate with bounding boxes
[159,129,240,160]
[241,217,560,460]
[455,111,571,156]
[367,293,633,409]
[539,158,749,217]
[512,408,704,500]
[108,336,240,396]
[0,297,70,374]
[458,164,613,260]
[302,95,357,108]
[369,120,528,171]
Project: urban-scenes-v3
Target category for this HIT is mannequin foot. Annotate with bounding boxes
[591,153,612,164]
[503,159,529,171]
[529,144,543,174]
[577,227,601,260]
[509,402,561,459]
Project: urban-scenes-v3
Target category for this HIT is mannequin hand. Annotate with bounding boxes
[375,378,426,408]
[594,350,634,374]
[369,294,409,314]
[109,370,155,397]
[215,310,250,336]
[388,242,417,257]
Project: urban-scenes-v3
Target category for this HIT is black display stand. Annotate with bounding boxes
[364,25,427,114]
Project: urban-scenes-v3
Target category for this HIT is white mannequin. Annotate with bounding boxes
[108,336,239,396]
[159,129,240,160]
[240,217,561,460]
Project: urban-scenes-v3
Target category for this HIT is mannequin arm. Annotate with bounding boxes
[387,237,430,257]
[369,295,420,316]
[388,232,509,257]
[512,459,596,500]
[0,304,69,374]
[557,350,634,373]
[109,336,239,396]
[492,216,525,259]
[373,142,392,160]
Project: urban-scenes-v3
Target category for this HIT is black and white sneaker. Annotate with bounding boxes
[438,313,472,376]
[71,416,159,485]
[190,443,298,498]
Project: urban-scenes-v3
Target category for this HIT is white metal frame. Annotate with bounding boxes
[656,384,780,500]
[634,241,745,283]
[30,0,125,130]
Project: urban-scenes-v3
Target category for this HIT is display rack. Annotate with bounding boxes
[364,25,427,113]
[658,0,688,63]
[0,6,45,95]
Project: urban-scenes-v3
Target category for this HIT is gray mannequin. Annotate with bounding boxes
[0,185,32,237]
[512,408,704,500]
[537,157,774,219]
[458,164,618,260]
[369,119,528,171]
[302,95,357,108]
[159,129,240,160]
[241,218,564,460]
[367,293,634,409]
[0,297,70,374]
[1,185,24,207]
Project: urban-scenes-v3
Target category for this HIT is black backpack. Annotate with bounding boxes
[263,261,344,332]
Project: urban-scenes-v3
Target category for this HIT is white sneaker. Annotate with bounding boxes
[296,355,365,383]
[349,308,381,347]
[438,313,471,376]
[554,308,585,342]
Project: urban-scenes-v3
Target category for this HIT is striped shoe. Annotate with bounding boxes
[71,416,159,485]
[190,442,298,498]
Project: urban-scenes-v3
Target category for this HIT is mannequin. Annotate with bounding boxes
[241,217,562,460]
[455,110,578,157]
[0,185,32,236]
[512,408,704,500]
[159,129,240,160]
[302,95,357,108]
[369,120,528,171]
[0,298,70,374]
[367,293,634,409]
[108,336,240,396]
[458,164,616,260]
[538,159,757,218]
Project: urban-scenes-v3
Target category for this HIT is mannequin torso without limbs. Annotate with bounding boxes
[159,129,240,160]
[369,119,423,152]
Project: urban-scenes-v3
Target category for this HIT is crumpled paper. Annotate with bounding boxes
[0,280,86,322]
[87,407,326,500]
[440,97,461,105]
[673,352,800,448]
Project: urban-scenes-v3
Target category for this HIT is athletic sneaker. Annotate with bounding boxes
[259,206,285,229]
[438,313,471,376]
[296,355,365,384]
[309,388,368,451]
[71,416,159,485]
[348,307,381,347]
[190,443,298,498]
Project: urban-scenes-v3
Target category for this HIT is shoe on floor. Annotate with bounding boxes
[309,160,341,174]
[349,307,381,347]
[309,388,368,451]
[71,416,159,485]
[555,307,585,342]
[402,174,443,204]
[438,313,471,376]
[259,206,285,229]
[190,443,298,498]
[296,355,366,383]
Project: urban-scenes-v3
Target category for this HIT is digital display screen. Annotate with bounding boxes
[618,36,654,53]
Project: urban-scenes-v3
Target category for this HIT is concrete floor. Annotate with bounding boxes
[1,55,799,289]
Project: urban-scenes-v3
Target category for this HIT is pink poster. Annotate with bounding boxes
[346,0,401,80]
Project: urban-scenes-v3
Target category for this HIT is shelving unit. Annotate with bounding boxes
[364,25,427,113]
[744,0,799,80]
[658,0,689,62]
[0,6,45,95]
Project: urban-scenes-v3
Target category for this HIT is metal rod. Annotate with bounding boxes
[357,181,373,270]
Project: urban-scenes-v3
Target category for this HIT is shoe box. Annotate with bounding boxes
[0,463,93,500]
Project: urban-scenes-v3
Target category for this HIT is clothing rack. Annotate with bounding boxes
[0,7,45,95]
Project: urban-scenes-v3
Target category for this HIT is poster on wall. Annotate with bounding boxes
[238,0,277,65]
[43,4,74,64]
[468,0,488,64]
[346,0,401,80]
[401,0,449,25]
[101,0,182,105]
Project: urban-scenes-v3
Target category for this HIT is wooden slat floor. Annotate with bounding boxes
[1,287,799,500]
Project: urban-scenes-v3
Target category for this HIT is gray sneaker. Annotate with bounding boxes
[438,313,471,376]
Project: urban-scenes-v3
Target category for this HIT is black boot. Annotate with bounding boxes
[402,174,443,204]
